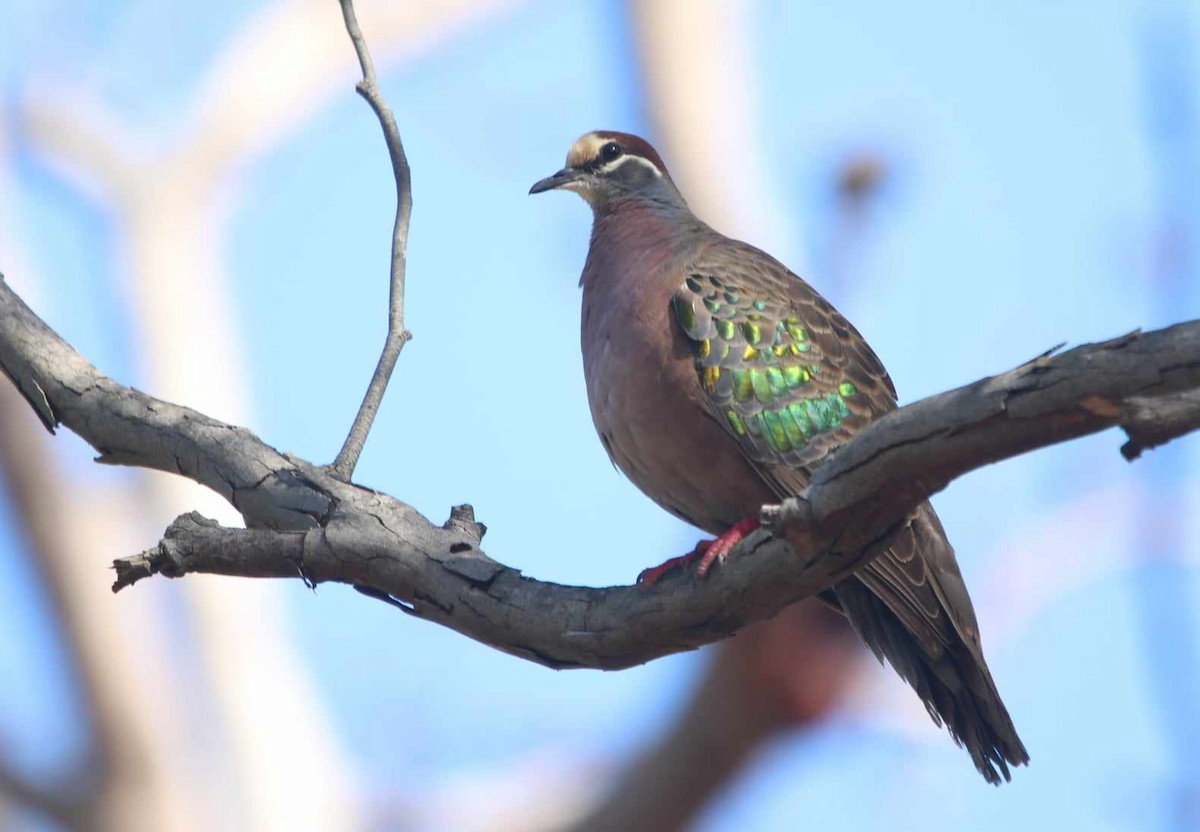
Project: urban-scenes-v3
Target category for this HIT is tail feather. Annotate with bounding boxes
[832,505,1029,784]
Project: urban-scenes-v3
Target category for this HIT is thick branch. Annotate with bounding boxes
[3,271,1193,669]
[329,0,414,481]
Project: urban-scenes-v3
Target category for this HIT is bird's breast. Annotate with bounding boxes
[579,237,775,534]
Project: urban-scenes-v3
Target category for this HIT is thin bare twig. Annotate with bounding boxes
[329,0,413,481]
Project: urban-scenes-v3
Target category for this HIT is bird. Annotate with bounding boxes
[530,130,1029,784]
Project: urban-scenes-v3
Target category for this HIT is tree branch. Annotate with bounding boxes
[1,268,1195,670]
[329,0,414,482]
[0,753,88,830]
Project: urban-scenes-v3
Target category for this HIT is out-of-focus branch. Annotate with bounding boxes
[0,383,200,832]
[0,390,100,831]
[330,0,414,481]
[566,601,859,832]
[628,0,796,261]
[21,0,525,195]
[0,753,86,829]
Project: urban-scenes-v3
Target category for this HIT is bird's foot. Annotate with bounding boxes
[636,516,761,587]
[694,516,761,577]
[636,544,709,587]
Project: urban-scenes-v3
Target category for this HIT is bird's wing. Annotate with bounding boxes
[673,238,947,646]
[672,237,897,493]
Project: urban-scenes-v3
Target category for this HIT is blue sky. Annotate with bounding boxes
[2,1,1200,829]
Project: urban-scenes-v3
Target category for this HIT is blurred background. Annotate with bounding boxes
[1,0,1199,830]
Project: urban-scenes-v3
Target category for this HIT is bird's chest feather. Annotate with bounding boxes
[581,261,694,446]
[578,219,772,531]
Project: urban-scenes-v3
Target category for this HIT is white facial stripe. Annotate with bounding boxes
[598,154,663,177]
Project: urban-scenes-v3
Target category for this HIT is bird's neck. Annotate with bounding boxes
[581,197,701,293]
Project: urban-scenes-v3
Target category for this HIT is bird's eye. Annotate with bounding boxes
[600,141,623,163]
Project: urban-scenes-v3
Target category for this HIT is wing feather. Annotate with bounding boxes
[673,240,895,490]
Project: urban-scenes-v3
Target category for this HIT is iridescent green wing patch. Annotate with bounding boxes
[672,243,896,476]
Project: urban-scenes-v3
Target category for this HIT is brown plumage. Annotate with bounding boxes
[531,130,1029,783]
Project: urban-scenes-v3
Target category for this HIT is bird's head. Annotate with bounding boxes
[529,131,680,209]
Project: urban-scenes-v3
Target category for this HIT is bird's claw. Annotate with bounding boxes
[636,516,760,587]
[636,550,704,587]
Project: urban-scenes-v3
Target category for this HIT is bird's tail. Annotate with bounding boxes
[831,504,1029,784]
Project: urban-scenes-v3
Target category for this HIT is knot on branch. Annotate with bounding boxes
[111,512,217,592]
[444,503,486,547]
[1120,390,1200,460]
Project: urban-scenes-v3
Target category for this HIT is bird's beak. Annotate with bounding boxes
[529,167,582,195]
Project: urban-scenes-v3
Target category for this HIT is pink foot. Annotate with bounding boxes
[637,516,761,586]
